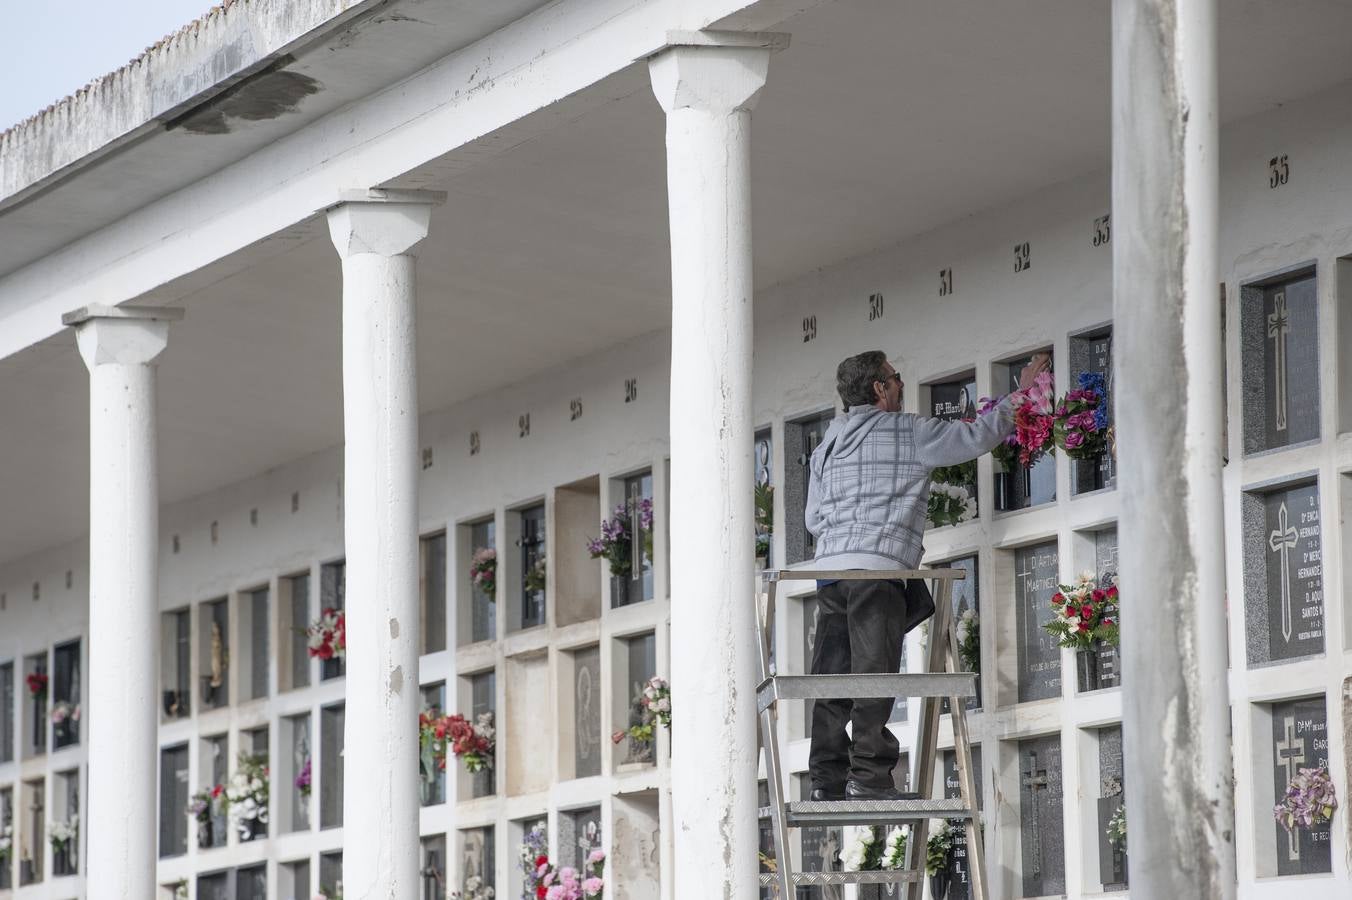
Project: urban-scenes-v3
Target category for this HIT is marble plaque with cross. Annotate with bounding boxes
[943,746,984,900]
[1244,482,1324,666]
[560,805,604,873]
[1017,734,1066,897]
[573,646,601,778]
[1015,542,1061,703]
[1271,696,1331,876]
[1241,272,1319,454]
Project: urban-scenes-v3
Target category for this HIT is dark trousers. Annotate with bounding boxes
[808,578,933,791]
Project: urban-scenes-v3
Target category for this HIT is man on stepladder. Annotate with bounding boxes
[804,350,1049,801]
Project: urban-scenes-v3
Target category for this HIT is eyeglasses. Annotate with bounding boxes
[878,372,903,387]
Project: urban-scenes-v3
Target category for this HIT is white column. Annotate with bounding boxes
[327,188,443,899]
[1112,2,1235,897]
[63,304,181,900]
[649,31,785,898]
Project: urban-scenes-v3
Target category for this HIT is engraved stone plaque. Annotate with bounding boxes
[1015,542,1061,703]
[1271,696,1331,876]
[1017,734,1065,897]
[1244,481,1324,666]
[574,646,601,778]
[943,746,984,900]
[1242,272,1319,453]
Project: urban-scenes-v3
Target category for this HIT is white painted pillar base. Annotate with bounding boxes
[649,33,783,898]
[64,304,181,900]
[1111,1,1235,897]
[327,188,443,899]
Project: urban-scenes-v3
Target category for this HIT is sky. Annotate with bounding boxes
[0,0,217,132]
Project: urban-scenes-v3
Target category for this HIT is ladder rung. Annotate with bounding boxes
[787,797,971,826]
[759,870,923,886]
[758,673,976,711]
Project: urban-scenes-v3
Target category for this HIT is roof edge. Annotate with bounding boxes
[0,0,386,208]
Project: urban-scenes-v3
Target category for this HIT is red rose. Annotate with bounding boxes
[537,886,548,899]
[1102,618,1114,626]
[1080,605,1093,620]
[536,855,549,868]
[1051,592,1064,605]
[1107,586,1119,599]
[318,644,333,660]
[1091,589,1105,602]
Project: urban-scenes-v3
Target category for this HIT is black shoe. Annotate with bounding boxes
[845,780,920,801]
[809,786,845,802]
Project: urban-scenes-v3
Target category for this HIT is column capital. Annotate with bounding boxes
[648,31,788,116]
[62,304,182,368]
[326,188,446,259]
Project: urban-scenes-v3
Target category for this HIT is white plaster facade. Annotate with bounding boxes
[0,1,1350,898]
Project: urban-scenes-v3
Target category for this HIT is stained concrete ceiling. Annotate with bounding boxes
[4,0,1352,564]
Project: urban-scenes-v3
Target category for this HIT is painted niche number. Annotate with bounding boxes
[939,268,953,297]
[469,431,481,456]
[1268,154,1289,188]
[624,379,638,404]
[1092,214,1111,247]
[802,316,818,343]
[518,414,531,438]
[868,293,884,321]
[570,398,583,421]
[1014,242,1031,273]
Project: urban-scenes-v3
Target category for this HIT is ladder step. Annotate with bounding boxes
[787,797,972,826]
[758,673,976,712]
[759,870,922,886]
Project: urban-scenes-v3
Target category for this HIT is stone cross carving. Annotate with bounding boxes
[1268,502,1299,643]
[1022,750,1049,875]
[1275,714,1305,861]
[1267,290,1290,432]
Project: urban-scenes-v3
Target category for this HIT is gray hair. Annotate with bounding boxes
[836,351,889,408]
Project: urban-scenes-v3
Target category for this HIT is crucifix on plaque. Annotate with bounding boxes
[1022,751,1049,877]
[1275,714,1306,861]
[1268,502,1299,644]
[1267,291,1290,432]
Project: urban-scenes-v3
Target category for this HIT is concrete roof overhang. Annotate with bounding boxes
[2,0,1352,567]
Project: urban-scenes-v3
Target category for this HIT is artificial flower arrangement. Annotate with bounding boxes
[1053,372,1109,459]
[1106,803,1127,852]
[25,672,47,697]
[587,498,655,578]
[47,814,77,853]
[841,824,910,873]
[50,701,80,726]
[307,607,346,661]
[925,819,956,876]
[927,482,976,528]
[529,848,606,900]
[187,783,226,832]
[295,757,312,798]
[611,676,671,747]
[955,608,980,675]
[424,711,495,774]
[1044,574,1120,651]
[1012,370,1056,467]
[520,824,550,898]
[1274,766,1338,834]
[0,823,12,862]
[524,557,548,594]
[451,875,495,900]
[470,548,497,597]
[225,752,269,841]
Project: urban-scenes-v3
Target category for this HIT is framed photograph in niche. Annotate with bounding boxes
[1067,325,1115,494]
[1242,477,1324,667]
[1241,267,1319,454]
[922,371,980,526]
[993,350,1056,512]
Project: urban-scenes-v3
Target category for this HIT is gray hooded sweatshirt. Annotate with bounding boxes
[804,395,1019,570]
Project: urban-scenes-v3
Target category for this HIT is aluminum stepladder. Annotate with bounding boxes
[756,568,986,900]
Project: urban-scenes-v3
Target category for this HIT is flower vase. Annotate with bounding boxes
[929,869,951,900]
[1077,640,1103,692]
[611,573,631,609]
[626,736,655,765]
[994,470,1012,511]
